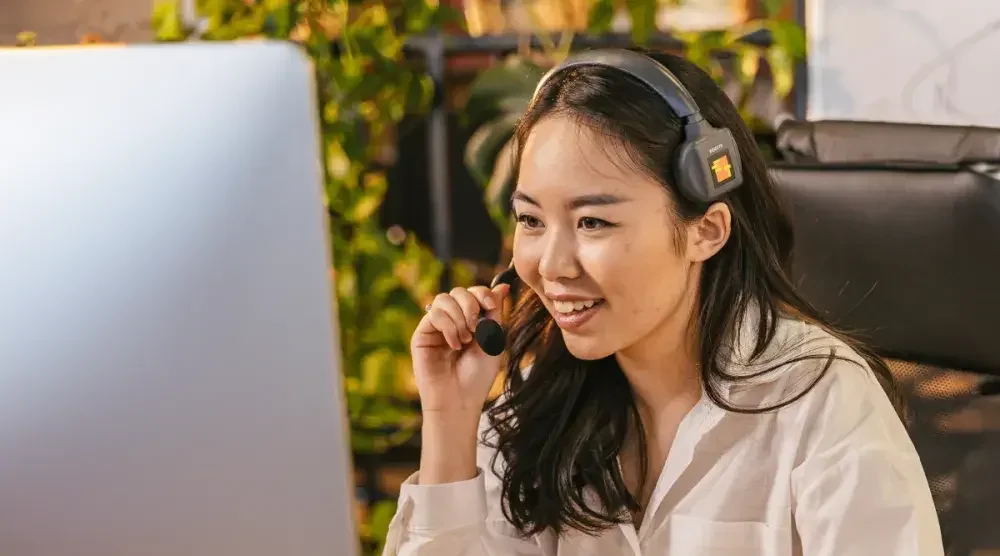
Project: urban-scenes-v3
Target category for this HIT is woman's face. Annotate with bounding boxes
[512,115,729,361]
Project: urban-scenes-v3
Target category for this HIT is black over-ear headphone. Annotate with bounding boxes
[475,49,745,356]
[532,48,745,203]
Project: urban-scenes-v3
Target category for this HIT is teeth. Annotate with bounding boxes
[553,299,599,313]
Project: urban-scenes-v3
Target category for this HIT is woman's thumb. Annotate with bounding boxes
[486,282,511,322]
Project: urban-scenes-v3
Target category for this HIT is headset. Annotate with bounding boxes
[532,48,745,203]
[475,49,745,356]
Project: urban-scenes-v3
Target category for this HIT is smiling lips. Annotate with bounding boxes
[553,299,600,313]
[548,297,604,330]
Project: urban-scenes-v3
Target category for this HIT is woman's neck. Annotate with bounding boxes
[614,283,703,418]
[614,287,703,522]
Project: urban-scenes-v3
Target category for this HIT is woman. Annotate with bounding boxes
[385,49,943,555]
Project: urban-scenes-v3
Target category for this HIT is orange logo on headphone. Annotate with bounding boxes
[711,154,733,184]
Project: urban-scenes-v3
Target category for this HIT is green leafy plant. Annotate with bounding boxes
[463,54,549,237]
[669,2,806,132]
[463,0,806,238]
[150,0,460,551]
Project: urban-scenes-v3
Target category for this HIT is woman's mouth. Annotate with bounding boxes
[550,298,604,331]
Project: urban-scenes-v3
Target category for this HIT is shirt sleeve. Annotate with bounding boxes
[381,413,544,556]
[791,358,944,556]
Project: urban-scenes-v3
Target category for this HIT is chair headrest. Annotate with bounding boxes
[771,164,1000,375]
[776,120,1000,165]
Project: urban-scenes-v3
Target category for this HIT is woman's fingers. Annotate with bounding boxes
[417,285,512,351]
[468,283,510,322]
[449,287,483,332]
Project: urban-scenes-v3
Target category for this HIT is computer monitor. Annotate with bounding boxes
[0,42,358,556]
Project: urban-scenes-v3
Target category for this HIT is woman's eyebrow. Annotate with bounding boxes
[511,190,540,207]
[566,193,630,209]
[511,191,631,209]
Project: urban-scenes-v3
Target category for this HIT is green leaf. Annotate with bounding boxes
[151,1,187,41]
[401,0,434,34]
[351,229,384,256]
[404,72,435,115]
[396,237,443,303]
[264,0,293,34]
[766,45,795,99]
[368,500,398,552]
[350,430,381,453]
[337,263,359,303]
[586,0,615,35]
[348,193,382,223]
[464,112,520,187]
[15,31,38,47]
[763,0,784,18]
[465,57,545,120]
[346,172,388,222]
[677,31,721,75]
[362,307,417,350]
[766,19,807,60]
[483,140,518,236]
[625,0,658,46]
[326,141,353,181]
[449,259,478,289]
[431,5,468,32]
[736,46,761,87]
[359,348,396,395]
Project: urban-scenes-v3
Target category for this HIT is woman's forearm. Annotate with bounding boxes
[418,410,481,485]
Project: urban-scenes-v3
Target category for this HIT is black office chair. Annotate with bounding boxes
[772,120,1000,556]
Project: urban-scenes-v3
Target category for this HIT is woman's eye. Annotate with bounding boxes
[578,217,611,230]
[516,214,543,229]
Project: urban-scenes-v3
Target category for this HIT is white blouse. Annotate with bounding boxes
[382,316,944,556]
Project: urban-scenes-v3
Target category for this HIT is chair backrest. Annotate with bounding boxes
[776,119,1000,166]
[772,119,1000,556]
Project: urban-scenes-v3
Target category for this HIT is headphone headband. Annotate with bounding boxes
[534,49,702,122]
[530,49,744,203]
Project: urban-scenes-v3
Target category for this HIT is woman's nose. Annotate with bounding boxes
[536,230,581,282]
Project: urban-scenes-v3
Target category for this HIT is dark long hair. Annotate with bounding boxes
[484,50,899,537]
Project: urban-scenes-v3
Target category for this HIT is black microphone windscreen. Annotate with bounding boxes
[474,318,505,357]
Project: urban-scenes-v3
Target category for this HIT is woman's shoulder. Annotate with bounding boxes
[748,317,914,459]
[771,316,884,402]
[725,315,867,397]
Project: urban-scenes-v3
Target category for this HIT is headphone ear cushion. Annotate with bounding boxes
[674,127,743,203]
[674,140,707,202]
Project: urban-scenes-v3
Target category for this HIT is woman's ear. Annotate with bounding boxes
[685,202,732,262]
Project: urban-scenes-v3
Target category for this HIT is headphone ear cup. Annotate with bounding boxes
[674,139,707,203]
[674,127,743,204]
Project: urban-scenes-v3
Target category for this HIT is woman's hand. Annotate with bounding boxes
[410,283,510,485]
[410,283,511,414]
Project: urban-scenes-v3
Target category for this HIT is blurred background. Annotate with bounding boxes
[3,0,998,554]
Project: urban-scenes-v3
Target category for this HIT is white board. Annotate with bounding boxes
[806,0,1000,127]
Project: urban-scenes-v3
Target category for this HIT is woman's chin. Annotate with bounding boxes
[562,334,616,361]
